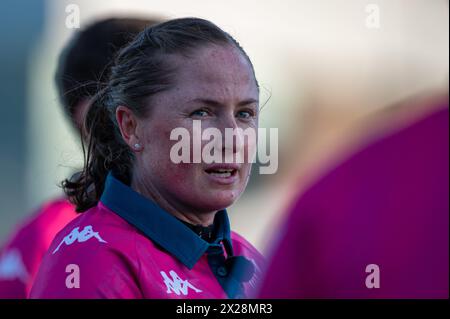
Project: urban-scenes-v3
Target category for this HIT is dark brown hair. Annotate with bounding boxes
[62,17,258,212]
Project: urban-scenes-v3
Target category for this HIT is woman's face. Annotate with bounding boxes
[134,45,259,215]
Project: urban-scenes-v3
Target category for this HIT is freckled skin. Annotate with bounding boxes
[131,45,259,226]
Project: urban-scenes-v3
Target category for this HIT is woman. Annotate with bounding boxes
[30,17,264,299]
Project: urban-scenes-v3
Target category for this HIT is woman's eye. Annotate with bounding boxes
[190,109,209,117]
[236,110,253,119]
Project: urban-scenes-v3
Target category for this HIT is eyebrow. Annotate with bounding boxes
[188,98,259,107]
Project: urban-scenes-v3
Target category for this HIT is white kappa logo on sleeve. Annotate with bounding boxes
[52,225,107,254]
[160,270,202,296]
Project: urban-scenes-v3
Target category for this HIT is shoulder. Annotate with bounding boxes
[33,197,77,226]
[30,203,142,298]
[3,197,76,243]
[47,202,138,260]
[3,197,77,251]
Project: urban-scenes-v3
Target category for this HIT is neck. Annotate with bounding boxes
[130,170,216,226]
[178,218,215,242]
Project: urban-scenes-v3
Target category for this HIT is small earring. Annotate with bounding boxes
[134,143,141,150]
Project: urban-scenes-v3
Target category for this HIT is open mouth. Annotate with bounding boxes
[204,168,237,178]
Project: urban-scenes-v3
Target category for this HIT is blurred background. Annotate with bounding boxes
[0,0,448,252]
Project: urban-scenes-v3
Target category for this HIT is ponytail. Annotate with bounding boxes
[62,87,133,212]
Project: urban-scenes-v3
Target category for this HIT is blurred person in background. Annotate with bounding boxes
[259,94,449,298]
[30,18,264,299]
[0,17,159,298]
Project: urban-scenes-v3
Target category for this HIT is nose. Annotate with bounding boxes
[217,113,243,156]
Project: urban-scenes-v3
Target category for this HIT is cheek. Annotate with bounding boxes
[165,163,197,182]
[239,162,252,188]
[140,119,201,180]
[245,134,258,161]
[158,163,211,207]
[141,120,181,163]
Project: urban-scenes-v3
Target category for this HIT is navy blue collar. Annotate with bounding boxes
[100,172,233,269]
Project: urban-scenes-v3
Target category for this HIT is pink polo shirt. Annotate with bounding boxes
[0,198,77,298]
[30,173,265,299]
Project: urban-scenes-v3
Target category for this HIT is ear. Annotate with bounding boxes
[116,105,142,151]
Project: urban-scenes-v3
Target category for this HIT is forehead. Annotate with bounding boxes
[170,45,258,102]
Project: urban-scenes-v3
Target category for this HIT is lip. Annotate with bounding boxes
[203,164,240,185]
[204,163,240,171]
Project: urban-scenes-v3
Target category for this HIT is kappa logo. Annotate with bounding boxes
[160,270,202,296]
[52,225,107,254]
[0,249,29,283]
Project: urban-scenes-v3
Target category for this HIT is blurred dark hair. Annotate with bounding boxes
[62,17,259,212]
[55,17,162,130]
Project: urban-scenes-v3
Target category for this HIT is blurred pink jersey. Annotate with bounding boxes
[0,198,77,298]
[260,105,449,298]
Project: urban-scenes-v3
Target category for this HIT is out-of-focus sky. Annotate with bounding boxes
[0,0,448,251]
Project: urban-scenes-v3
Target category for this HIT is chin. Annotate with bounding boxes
[198,190,240,212]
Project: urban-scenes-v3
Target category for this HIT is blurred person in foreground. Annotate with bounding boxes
[0,17,159,298]
[259,94,448,298]
[30,18,264,299]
